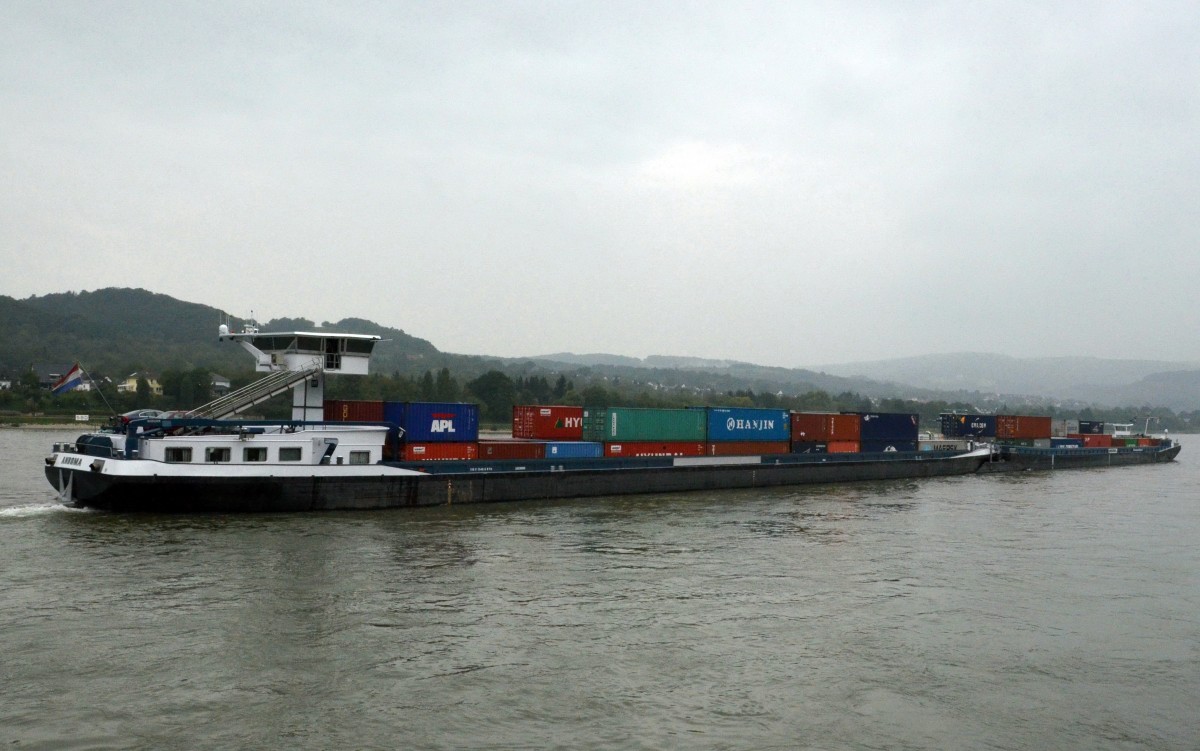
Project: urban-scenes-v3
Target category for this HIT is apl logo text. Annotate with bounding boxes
[430,412,457,433]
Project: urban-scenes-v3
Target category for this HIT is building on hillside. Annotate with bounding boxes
[0,376,11,391]
[116,372,164,396]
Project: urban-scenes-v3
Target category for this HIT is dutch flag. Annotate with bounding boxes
[51,363,85,395]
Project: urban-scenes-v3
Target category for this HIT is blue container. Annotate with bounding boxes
[543,441,604,459]
[940,413,996,438]
[1051,437,1082,448]
[860,439,918,453]
[1077,420,1104,434]
[706,407,790,442]
[858,412,919,441]
[387,401,480,443]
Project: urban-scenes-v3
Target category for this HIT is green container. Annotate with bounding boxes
[995,438,1035,447]
[582,407,708,441]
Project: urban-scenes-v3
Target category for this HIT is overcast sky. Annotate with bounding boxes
[3,1,1198,367]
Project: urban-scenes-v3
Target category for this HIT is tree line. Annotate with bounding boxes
[4,363,1197,434]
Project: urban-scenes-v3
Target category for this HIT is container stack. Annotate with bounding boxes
[858,412,920,452]
[939,413,997,439]
[583,407,708,457]
[324,400,480,460]
[994,414,1053,447]
[705,407,790,456]
[789,413,861,453]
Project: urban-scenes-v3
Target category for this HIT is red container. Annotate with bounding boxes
[706,441,790,456]
[400,442,479,461]
[827,441,860,453]
[1137,438,1156,447]
[604,441,706,458]
[996,415,1052,440]
[478,440,547,460]
[324,399,385,422]
[1069,433,1113,448]
[790,413,861,442]
[512,405,584,440]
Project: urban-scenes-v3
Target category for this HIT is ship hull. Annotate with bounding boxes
[46,450,990,513]
[980,443,1182,472]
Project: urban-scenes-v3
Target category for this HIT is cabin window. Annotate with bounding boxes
[349,450,370,465]
[165,447,192,463]
[205,447,231,463]
[279,447,303,462]
[243,447,267,462]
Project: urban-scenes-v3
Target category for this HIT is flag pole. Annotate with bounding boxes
[78,364,118,419]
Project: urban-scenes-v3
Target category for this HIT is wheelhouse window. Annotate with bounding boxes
[279,447,303,462]
[165,447,192,463]
[349,451,370,465]
[205,447,231,463]
[243,447,267,462]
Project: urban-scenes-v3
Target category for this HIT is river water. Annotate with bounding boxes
[2,429,1197,750]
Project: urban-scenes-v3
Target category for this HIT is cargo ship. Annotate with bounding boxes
[42,326,1177,512]
[940,413,1182,471]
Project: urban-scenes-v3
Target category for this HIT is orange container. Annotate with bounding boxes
[996,415,1053,439]
[827,441,860,453]
[706,441,790,456]
[790,413,861,441]
[604,441,705,457]
[400,442,479,461]
[324,399,385,422]
[478,440,546,460]
[512,405,584,440]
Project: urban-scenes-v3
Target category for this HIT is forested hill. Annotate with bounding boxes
[0,288,440,377]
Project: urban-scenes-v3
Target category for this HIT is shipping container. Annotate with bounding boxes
[324,399,385,422]
[1077,420,1105,434]
[706,407,790,442]
[939,413,996,438]
[583,407,707,442]
[1069,434,1113,448]
[827,441,860,453]
[603,441,706,458]
[1051,438,1082,448]
[477,440,546,460]
[860,439,918,453]
[388,402,480,443]
[542,441,605,459]
[399,442,479,461]
[1137,438,1159,447]
[996,415,1053,440]
[858,413,920,441]
[706,440,790,456]
[790,441,828,454]
[512,405,584,440]
[1064,419,1080,435]
[790,413,861,442]
[920,439,971,451]
[995,438,1035,447]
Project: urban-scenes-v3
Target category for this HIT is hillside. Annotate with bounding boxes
[0,289,442,378]
[2,288,1196,412]
[814,352,1200,410]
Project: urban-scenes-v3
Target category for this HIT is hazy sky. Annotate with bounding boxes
[3,1,1198,367]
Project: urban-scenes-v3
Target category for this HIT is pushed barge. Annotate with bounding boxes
[982,442,1181,472]
[44,323,996,512]
[42,324,1176,512]
[46,417,992,512]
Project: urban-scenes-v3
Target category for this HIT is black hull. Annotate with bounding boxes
[981,443,1182,472]
[47,451,989,513]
